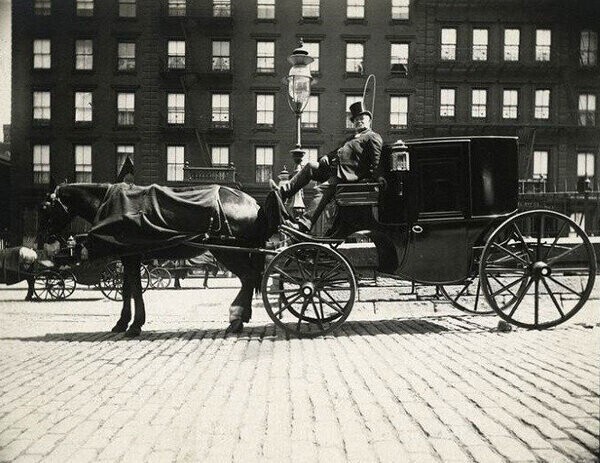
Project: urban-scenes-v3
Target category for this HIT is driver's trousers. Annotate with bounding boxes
[282,159,341,230]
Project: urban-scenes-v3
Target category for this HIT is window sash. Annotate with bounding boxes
[535,30,551,61]
[580,31,598,65]
[472,29,488,61]
[33,40,51,69]
[33,145,51,184]
[212,41,231,71]
[504,29,520,61]
[116,145,135,174]
[390,96,408,128]
[75,40,93,70]
[167,146,185,181]
[303,42,319,73]
[118,43,136,71]
[33,91,51,120]
[391,0,409,19]
[577,153,595,177]
[302,0,319,18]
[74,146,92,183]
[212,94,230,122]
[168,0,186,16]
[391,43,409,65]
[255,147,273,183]
[534,90,550,119]
[347,0,364,19]
[502,90,519,119]
[119,0,136,17]
[346,43,364,72]
[533,151,548,179]
[213,0,231,17]
[257,0,275,19]
[578,94,596,126]
[471,89,487,118]
[117,93,135,125]
[441,28,456,60]
[256,42,275,72]
[34,0,51,15]
[211,146,230,166]
[75,92,93,122]
[301,96,319,128]
[76,0,94,16]
[440,89,455,117]
[167,94,185,124]
[256,94,274,125]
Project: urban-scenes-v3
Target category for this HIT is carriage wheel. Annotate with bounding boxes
[262,243,357,338]
[33,270,65,301]
[99,260,124,301]
[480,210,596,329]
[59,271,77,299]
[150,267,172,289]
[140,265,151,293]
[438,274,527,314]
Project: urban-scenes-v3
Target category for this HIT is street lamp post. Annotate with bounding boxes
[284,39,314,216]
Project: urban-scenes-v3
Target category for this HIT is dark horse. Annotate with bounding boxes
[39,183,279,337]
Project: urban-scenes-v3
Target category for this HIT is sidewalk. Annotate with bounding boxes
[0,283,598,462]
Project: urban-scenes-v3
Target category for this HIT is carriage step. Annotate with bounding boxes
[279,224,345,246]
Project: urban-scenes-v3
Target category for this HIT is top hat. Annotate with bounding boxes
[349,101,372,121]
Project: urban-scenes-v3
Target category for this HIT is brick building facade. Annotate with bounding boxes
[10,0,600,243]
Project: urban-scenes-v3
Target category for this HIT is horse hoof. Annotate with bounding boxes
[111,323,128,333]
[125,326,141,337]
[242,308,252,323]
[226,319,243,334]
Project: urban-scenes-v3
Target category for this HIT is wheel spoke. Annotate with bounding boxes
[490,275,528,298]
[547,244,585,266]
[310,299,325,332]
[293,256,310,280]
[544,220,569,260]
[505,277,534,318]
[534,279,540,325]
[491,242,530,266]
[296,299,310,332]
[318,262,344,283]
[483,266,527,274]
[536,214,544,262]
[320,289,346,314]
[271,265,300,285]
[541,277,565,318]
[511,222,534,263]
[451,281,471,303]
[311,249,320,280]
[545,275,584,297]
[273,292,303,318]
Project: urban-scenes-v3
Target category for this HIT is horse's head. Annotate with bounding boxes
[38,187,71,244]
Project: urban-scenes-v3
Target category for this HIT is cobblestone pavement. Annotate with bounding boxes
[0,279,598,463]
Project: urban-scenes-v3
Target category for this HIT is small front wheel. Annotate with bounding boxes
[33,270,65,301]
[262,243,357,338]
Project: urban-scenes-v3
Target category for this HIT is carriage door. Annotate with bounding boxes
[404,141,471,284]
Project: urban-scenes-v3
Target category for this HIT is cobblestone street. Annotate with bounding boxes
[0,279,598,462]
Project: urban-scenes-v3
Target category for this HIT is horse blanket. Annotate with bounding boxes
[0,247,37,285]
[87,183,226,257]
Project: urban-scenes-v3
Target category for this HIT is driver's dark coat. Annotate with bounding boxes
[334,128,383,182]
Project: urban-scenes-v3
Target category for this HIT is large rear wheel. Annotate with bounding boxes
[480,210,596,329]
[262,243,357,338]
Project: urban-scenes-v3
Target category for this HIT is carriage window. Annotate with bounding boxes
[347,0,364,19]
[346,42,364,74]
[256,41,275,73]
[578,94,596,126]
[504,29,520,61]
[167,41,186,70]
[471,89,487,118]
[257,0,275,19]
[75,40,93,70]
[211,146,229,167]
[168,0,186,16]
[213,0,230,17]
[255,147,273,183]
[391,0,409,20]
[33,91,51,124]
[303,41,320,74]
[441,28,456,60]
[580,30,597,66]
[301,95,319,129]
[117,92,135,126]
[472,29,488,61]
[390,96,408,129]
[167,146,185,181]
[578,152,595,178]
[34,0,51,15]
[116,145,134,176]
[75,91,93,123]
[118,42,136,71]
[76,0,93,16]
[534,89,550,120]
[119,0,136,17]
[502,89,518,119]
[212,41,230,71]
[256,94,274,126]
[533,150,548,179]
[167,93,185,125]
[74,145,92,183]
[302,0,319,18]
[33,145,51,184]
[33,39,51,69]
[535,30,551,61]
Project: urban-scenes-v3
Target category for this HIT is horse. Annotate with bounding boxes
[38,182,279,337]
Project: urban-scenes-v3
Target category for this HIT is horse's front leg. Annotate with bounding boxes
[126,257,145,337]
[112,260,131,332]
[226,277,255,334]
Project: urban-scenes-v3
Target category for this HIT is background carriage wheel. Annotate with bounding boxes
[149,267,172,289]
[262,243,357,338]
[140,265,151,293]
[58,270,77,300]
[100,261,152,300]
[33,270,65,301]
[480,210,596,329]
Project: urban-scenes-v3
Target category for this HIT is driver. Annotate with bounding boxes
[272,100,383,234]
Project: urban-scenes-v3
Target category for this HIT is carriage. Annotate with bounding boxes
[259,136,597,337]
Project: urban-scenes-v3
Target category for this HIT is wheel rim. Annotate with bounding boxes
[140,265,150,293]
[60,271,77,299]
[34,271,65,301]
[262,243,357,338]
[150,268,172,289]
[480,210,596,329]
[100,261,124,301]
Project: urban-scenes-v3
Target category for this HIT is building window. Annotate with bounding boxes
[212,93,230,127]
[301,95,319,128]
[346,42,364,73]
[75,40,93,70]
[578,152,595,178]
[580,30,598,66]
[441,28,456,60]
[391,0,409,20]
[34,0,51,15]
[76,0,93,16]
[302,148,319,166]
[533,150,548,179]
[570,212,584,236]
[33,145,50,184]
[504,29,520,61]
[534,89,550,119]
[119,0,136,17]
[304,41,320,74]
[502,90,518,119]
[117,42,135,71]
[213,0,231,17]
[257,0,275,19]
[167,146,185,181]
[345,95,362,128]
[75,91,92,122]
[578,94,596,126]
[33,91,51,123]
[256,41,275,73]
[167,93,185,125]
[255,147,273,183]
[116,145,134,175]
[117,93,135,126]
[211,146,230,166]
[256,94,274,126]
[302,0,319,18]
[472,29,488,61]
[390,96,408,129]
[167,41,186,70]
[440,88,455,117]
[74,145,92,183]
[33,39,51,69]
[212,40,230,71]
[471,89,487,118]
[168,0,186,16]
[535,29,551,61]
[347,0,364,19]
[390,43,409,73]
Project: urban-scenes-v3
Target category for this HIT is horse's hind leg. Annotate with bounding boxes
[126,256,145,338]
[112,259,131,333]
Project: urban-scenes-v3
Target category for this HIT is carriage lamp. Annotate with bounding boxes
[284,39,314,214]
[389,140,410,171]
